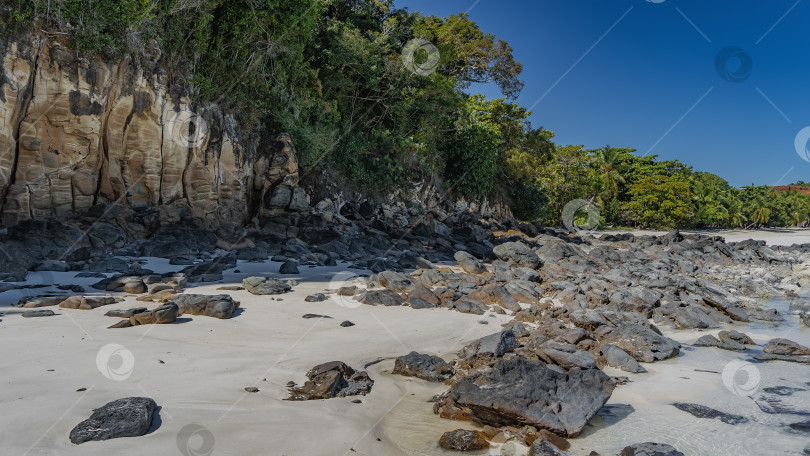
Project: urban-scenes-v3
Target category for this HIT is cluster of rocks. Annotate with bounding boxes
[286,361,373,401]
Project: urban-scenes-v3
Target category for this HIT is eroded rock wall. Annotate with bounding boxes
[0,34,308,228]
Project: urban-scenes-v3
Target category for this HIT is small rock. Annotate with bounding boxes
[305,293,327,302]
[438,429,489,451]
[245,387,259,393]
[340,320,355,327]
[672,402,748,425]
[22,309,56,318]
[620,442,685,456]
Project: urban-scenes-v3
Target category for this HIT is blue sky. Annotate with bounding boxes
[395,0,810,187]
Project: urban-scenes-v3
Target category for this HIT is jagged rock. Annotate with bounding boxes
[693,334,746,351]
[459,330,517,358]
[528,439,568,456]
[493,242,542,269]
[453,297,488,315]
[672,402,748,425]
[449,358,614,437]
[22,309,56,317]
[454,251,485,274]
[89,258,130,273]
[392,352,453,382]
[599,324,680,363]
[173,294,239,319]
[279,259,300,274]
[377,270,414,292]
[469,284,521,312]
[129,303,178,325]
[718,330,754,345]
[69,397,157,444]
[620,442,685,456]
[242,276,292,295]
[438,429,489,451]
[340,320,355,327]
[105,307,148,318]
[360,289,404,306]
[601,344,646,373]
[762,338,810,356]
[286,361,372,400]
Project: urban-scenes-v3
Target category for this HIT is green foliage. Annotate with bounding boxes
[443,122,499,198]
[336,130,414,190]
[623,175,694,229]
[509,178,548,221]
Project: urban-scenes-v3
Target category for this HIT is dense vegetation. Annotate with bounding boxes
[2,0,808,229]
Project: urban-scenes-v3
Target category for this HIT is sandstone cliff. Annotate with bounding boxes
[0,33,308,228]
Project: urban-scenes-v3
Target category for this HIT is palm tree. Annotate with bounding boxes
[595,145,626,200]
[751,205,771,228]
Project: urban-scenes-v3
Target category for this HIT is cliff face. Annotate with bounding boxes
[0,34,308,229]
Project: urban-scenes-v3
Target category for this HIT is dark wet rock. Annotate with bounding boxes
[762,338,810,356]
[672,402,748,424]
[377,270,414,292]
[286,361,372,400]
[34,260,69,272]
[754,395,810,416]
[459,330,517,358]
[75,272,107,278]
[789,420,810,432]
[409,297,437,309]
[236,247,269,261]
[493,241,542,269]
[453,297,488,315]
[504,321,530,337]
[57,284,85,293]
[601,344,646,373]
[242,276,292,295]
[693,334,746,351]
[89,258,129,273]
[360,289,404,306]
[305,293,327,302]
[454,251,485,274]
[718,330,754,345]
[762,386,806,396]
[279,259,300,274]
[22,309,56,318]
[173,294,240,319]
[599,324,680,363]
[438,429,489,451]
[528,439,568,456]
[392,351,453,382]
[620,442,685,456]
[302,314,332,319]
[449,358,614,437]
[340,320,355,327]
[69,397,157,444]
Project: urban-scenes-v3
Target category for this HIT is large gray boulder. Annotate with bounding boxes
[454,251,485,274]
[392,351,453,382]
[173,294,240,319]
[449,358,614,437]
[599,324,680,363]
[69,397,157,444]
[242,276,292,295]
[459,330,517,358]
[620,442,685,456]
[493,242,542,269]
[601,344,646,373]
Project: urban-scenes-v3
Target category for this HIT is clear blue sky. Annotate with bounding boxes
[395,0,810,188]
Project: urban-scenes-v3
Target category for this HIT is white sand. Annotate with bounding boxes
[2,229,809,456]
[619,227,810,246]
[0,259,505,456]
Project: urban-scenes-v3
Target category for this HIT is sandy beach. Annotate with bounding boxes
[2,229,809,456]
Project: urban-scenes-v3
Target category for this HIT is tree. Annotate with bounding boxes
[623,175,694,229]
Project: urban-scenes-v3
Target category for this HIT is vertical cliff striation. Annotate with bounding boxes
[0,33,308,229]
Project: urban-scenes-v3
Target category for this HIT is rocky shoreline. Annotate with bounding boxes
[2,206,810,455]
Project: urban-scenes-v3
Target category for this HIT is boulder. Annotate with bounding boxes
[392,352,453,382]
[620,442,685,456]
[305,293,328,302]
[22,309,56,318]
[469,284,521,312]
[129,303,179,325]
[59,296,116,310]
[279,259,300,274]
[599,324,680,363]
[18,295,66,308]
[360,289,404,306]
[286,361,373,400]
[173,294,240,319]
[438,429,489,451]
[377,270,414,292]
[528,439,569,456]
[459,330,517,358]
[69,397,157,444]
[718,330,754,345]
[454,251,485,274]
[601,344,647,373]
[242,276,292,295]
[493,242,542,269]
[449,358,614,437]
[105,308,148,318]
[762,338,810,356]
